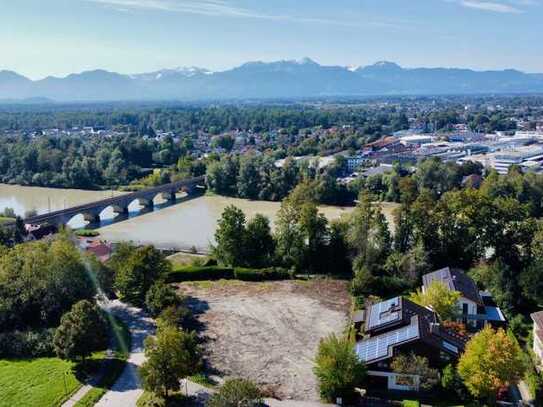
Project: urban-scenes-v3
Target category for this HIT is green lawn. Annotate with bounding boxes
[0,357,81,407]
[0,216,15,225]
[0,317,128,407]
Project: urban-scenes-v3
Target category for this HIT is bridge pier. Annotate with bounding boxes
[161,191,176,202]
[112,205,129,215]
[83,212,101,224]
[138,198,154,209]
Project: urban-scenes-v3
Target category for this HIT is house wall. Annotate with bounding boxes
[533,325,543,366]
[458,297,478,316]
[458,296,478,327]
[367,370,420,392]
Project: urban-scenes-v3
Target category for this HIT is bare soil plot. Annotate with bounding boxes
[177,279,350,402]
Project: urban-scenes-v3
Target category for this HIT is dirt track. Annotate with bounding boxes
[177,279,350,401]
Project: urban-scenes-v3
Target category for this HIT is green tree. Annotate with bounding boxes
[157,305,191,330]
[391,353,439,390]
[145,281,181,317]
[244,214,275,268]
[139,323,202,399]
[208,378,263,407]
[237,154,261,200]
[458,327,526,402]
[409,280,460,321]
[314,334,366,403]
[0,237,94,331]
[274,198,306,270]
[299,203,329,273]
[114,245,171,306]
[53,300,108,361]
[347,193,391,274]
[213,205,247,267]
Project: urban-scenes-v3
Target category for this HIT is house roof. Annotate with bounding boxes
[366,136,399,149]
[422,267,483,305]
[86,242,112,261]
[531,311,543,345]
[356,297,467,365]
[531,311,543,329]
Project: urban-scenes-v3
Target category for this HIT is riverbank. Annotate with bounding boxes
[1,184,399,250]
[0,184,124,219]
[95,195,363,252]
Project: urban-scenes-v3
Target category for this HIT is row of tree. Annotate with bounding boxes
[207,154,353,205]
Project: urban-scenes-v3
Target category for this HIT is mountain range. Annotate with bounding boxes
[1,58,543,102]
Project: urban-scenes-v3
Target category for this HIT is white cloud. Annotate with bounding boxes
[460,0,523,12]
[85,0,402,28]
[445,0,540,12]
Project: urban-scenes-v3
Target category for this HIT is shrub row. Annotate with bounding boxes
[233,267,290,281]
[165,266,234,282]
[165,265,290,283]
[0,328,56,358]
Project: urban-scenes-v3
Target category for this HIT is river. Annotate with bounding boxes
[0,184,398,251]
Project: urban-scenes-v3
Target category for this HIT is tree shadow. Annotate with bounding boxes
[183,296,209,334]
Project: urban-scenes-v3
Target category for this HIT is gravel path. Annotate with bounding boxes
[94,300,155,407]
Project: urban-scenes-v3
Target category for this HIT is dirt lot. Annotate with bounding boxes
[177,279,350,402]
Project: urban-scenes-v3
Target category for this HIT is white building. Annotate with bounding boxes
[531,312,543,368]
[400,134,433,146]
[422,268,506,329]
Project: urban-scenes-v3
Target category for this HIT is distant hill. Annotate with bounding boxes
[1,59,543,102]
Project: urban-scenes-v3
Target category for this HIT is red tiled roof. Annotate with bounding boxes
[87,243,112,259]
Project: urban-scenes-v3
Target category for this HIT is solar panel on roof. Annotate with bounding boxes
[367,297,402,329]
[356,316,420,363]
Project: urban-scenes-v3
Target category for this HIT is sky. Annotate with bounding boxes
[1,0,542,79]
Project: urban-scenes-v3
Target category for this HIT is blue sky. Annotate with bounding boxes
[2,0,542,79]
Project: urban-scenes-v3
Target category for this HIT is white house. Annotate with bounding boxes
[531,311,543,368]
[422,267,506,328]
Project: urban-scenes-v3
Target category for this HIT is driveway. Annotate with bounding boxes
[94,300,155,407]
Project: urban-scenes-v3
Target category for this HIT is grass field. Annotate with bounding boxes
[0,216,15,225]
[0,357,80,407]
[0,317,129,407]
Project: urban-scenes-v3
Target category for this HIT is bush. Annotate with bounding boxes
[166,265,290,283]
[75,229,100,237]
[157,305,192,330]
[203,258,218,267]
[145,281,182,317]
[0,328,56,358]
[54,300,108,361]
[207,378,263,407]
[113,245,172,306]
[314,334,366,403]
[165,266,234,283]
[234,267,290,282]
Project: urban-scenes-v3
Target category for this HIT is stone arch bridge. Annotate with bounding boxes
[25,176,205,227]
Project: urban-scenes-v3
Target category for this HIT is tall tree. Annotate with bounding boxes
[244,214,275,268]
[53,300,108,361]
[213,205,246,267]
[409,281,461,321]
[314,334,366,403]
[458,327,525,403]
[139,323,202,399]
[114,245,171,305]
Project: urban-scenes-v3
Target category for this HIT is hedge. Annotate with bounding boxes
[0,328,56,358]
[165,265,290,283]
[234,267,290,281]
[165,266,234,282]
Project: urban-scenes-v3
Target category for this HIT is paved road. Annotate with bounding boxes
[94,300,155,407]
